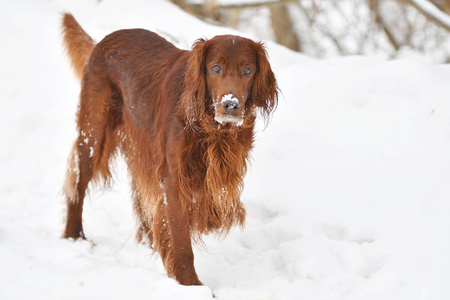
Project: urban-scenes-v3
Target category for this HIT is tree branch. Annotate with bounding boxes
[369,0,401,50]
[406,0,450,32]
[186,0,297,10]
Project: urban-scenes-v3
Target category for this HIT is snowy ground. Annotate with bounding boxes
[1,0,450,299]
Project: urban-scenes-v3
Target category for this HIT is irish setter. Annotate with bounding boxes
[61,13,278,286]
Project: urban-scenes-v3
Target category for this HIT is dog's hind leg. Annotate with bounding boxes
[132,185,154,246]
[63,74,121,239]
[62,141,86,239]
[63,136,93,239]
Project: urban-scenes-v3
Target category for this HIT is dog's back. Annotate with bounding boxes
[62,13,187,129]
[62,13,183,85]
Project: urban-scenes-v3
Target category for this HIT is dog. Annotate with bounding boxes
[61,13,278,286]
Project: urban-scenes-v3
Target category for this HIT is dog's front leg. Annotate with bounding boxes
[162,172,202,286]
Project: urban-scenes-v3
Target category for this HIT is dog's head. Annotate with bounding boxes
[182,35,278,128]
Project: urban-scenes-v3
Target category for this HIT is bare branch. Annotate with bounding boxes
[369,0,401,50]
[297,0,347,54]
[405,0,450,32]
[187,0,297,10]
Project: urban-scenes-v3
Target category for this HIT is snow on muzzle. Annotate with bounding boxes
[214,94,244,126]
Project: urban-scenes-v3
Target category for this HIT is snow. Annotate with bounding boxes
[214,113,244,126]
[1,0,450,299]
[221,94,239,105]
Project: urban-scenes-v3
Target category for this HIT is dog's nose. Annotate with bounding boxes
[222,99,240,113]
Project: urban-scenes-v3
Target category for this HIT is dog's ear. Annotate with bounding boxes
[181,38,209,124]
[251,42,278,122]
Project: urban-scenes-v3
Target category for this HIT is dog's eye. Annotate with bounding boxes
[242,67,252,76]
[212,65,222,75]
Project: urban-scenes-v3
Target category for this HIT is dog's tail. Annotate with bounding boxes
[62,13,95,81]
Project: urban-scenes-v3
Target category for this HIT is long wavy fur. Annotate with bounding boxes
[61,13,278,285]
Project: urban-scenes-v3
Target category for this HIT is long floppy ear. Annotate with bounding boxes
[251,42,278,121]
[181,38,209,124]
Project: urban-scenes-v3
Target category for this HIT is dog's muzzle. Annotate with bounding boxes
[214,94,244,126]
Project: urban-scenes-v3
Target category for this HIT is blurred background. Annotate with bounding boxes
[169,0,450,62]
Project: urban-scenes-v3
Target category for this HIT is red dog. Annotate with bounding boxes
[61,13,278,285]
